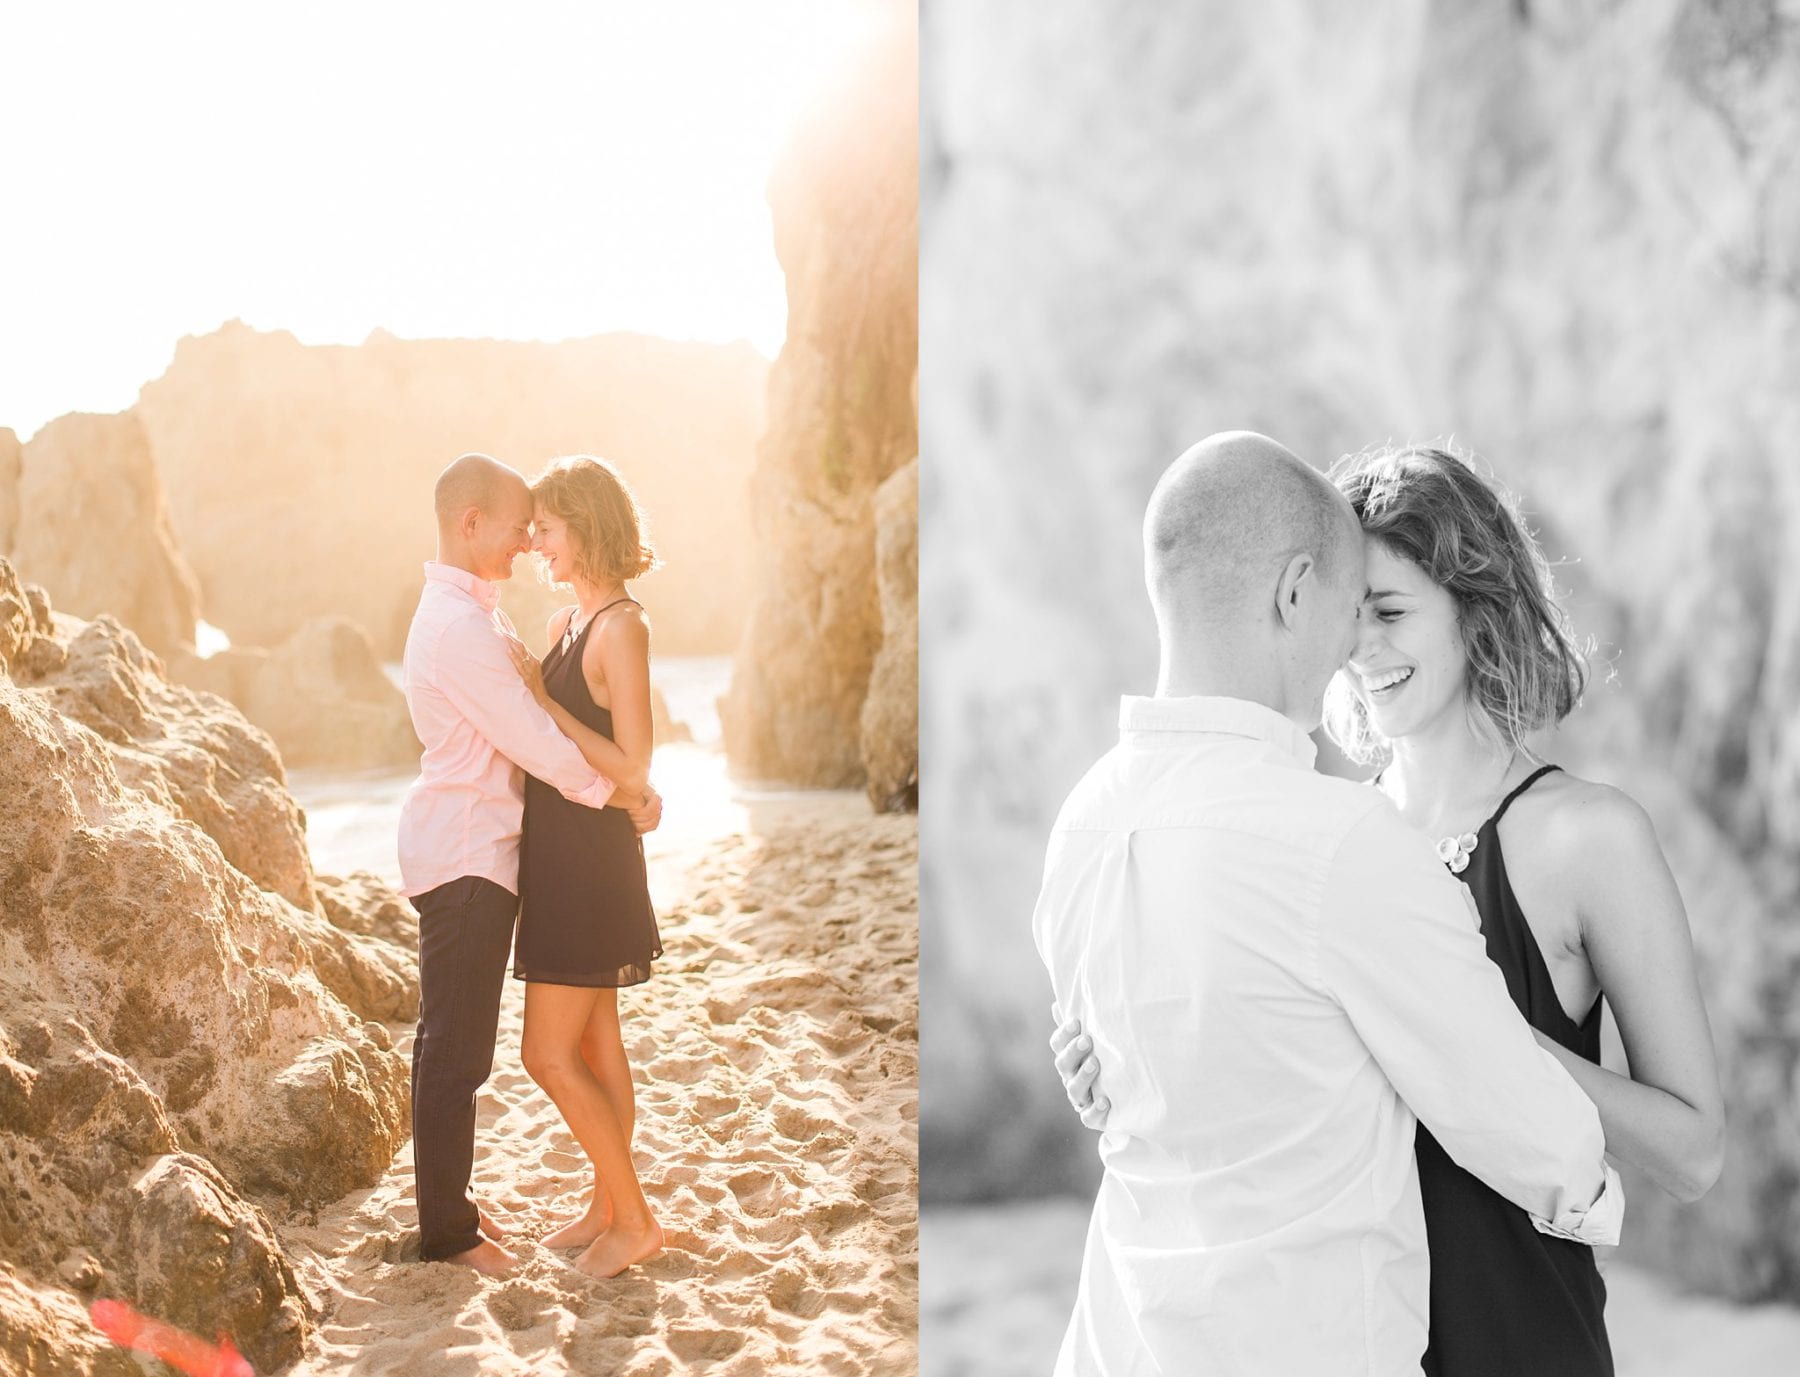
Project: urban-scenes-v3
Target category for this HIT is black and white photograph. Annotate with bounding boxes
[921,4,1800,1375]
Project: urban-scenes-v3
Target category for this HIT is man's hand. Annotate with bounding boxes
[1050,1004,1111,1130]
[627,786,662,835]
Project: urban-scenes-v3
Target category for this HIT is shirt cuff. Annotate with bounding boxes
[558,771,616,811]
[1531,1163,1624,1247]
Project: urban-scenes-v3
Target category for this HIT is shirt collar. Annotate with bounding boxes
[423,560,501,613]
[1118,694,1319,769]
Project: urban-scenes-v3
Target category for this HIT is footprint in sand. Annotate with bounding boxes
[665,1324,749,1363]
[727,1167,793,1219]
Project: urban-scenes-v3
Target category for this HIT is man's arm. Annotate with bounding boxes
[432,615,615,809]
[1319,803,1620,1243]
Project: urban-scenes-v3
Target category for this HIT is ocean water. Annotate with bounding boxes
[290,655,841,890]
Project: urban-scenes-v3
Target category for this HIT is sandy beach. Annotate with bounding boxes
[278,744,917,1375]
[921,1200,1800,1377]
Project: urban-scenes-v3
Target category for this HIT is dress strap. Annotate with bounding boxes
[1487,764,1561,828]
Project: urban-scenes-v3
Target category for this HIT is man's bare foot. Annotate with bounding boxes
[443,1237,517,1275]
[478,1205,506,1241]
[541,1196,614,1249]
[574,1219,663,1278]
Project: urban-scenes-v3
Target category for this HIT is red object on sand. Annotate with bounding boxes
[88,1299,255,1377]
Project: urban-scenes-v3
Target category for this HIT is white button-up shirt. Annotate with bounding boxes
[397,561,615,897]
[1033,695,1621,1377]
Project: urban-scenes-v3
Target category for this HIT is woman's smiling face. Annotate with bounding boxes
[531,504,576,584]
[1344,540,1469,742]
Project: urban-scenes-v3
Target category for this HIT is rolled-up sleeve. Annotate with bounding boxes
[432,616,615,810]
[1315,803,1621,1246]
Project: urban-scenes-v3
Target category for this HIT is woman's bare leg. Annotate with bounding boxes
[522,982,661,1269]
[571,989,634,1232]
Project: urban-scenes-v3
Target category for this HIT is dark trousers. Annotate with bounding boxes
[408,874,518,1261]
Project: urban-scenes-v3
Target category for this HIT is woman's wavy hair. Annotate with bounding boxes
[1322,443,1591,766]
[530,455,659,587]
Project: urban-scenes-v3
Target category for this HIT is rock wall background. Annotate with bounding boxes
[134,324,768,660]
[0,557,419,1367]
[921,0,1800,1302]
[722,3,920,799]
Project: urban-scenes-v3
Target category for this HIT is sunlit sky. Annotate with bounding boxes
[0,1,878,438]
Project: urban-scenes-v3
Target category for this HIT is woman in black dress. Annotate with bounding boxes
[1322,445,1721,1374]
[1057,445,1724,1374]
[506,454,664,1278]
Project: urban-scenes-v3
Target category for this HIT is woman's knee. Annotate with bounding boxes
[522,1040,584,1092]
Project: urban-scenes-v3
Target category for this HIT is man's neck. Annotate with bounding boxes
[1157,645,1306,730]
[434,548,485,580]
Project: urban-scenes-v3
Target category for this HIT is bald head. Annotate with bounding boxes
[1145,431,1357,624]
[434,452,527,530]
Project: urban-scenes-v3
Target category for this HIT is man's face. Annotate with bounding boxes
[1296,519,1368,727]
[470,482,534,582]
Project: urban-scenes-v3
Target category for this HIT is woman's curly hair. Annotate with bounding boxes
[1323,443,1590,766]
[530,455,659,586]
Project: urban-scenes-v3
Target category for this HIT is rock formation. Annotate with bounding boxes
[0,558,418,1368]
[722,5,919,793]
[133,325,767,660]
[171,615,419,771]
[923,0,1800,1300]
[0,427,19,553]
[862,458,919,811]
[6,412,200,656]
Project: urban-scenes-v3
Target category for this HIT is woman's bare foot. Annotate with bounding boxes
[444,1237,517,1275]
[540,1196,614,1249]
[478,1205,506,1240]
[574,1218,663,1278]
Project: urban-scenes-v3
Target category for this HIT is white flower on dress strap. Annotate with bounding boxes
[1437,832,1479,874]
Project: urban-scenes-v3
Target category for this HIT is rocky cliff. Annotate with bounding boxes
[132,324,768,660]
[923,0,1800,1301]
[721,4,919,797]
[0,558,418,1368]
[171,615,420,771]
[4,412,201,656]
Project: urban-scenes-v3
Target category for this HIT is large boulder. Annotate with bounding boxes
[862,458,919,811]
[721,5,918,789]
[0,427,20,553]
[172,614,419,771]
[0,559,417,1367]
[10,412,200,656]
[922,0,1800,1300]
[133,324,767,660]
[34,613,316,910]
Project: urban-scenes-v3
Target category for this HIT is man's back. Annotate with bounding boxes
[1033,696,1611,1376]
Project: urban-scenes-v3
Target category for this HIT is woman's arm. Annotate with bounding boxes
[506,618,649,798]
[1538,787,1724,1203]
[582,605,654,787]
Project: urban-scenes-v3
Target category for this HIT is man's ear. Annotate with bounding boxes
[460,506,482,541]
[1274,552,1314,632]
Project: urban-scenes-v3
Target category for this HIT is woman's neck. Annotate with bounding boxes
[1382,707,1521,833]
[572,577,628,617]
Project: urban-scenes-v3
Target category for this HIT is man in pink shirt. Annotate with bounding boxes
[398,452,660,1274]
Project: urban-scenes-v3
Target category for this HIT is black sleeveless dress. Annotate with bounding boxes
[513,603,662,988]
[1417,764,1612,1377]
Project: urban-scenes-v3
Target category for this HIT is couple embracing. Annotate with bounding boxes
[1036,433,1723,1375]
[396,451,666,1277]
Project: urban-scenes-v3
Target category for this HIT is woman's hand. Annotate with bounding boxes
[1050,1005,1111,1130]
[504,633,547,703]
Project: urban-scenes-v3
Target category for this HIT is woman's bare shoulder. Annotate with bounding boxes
[1508,768,1664,875]
[582,601,650,672]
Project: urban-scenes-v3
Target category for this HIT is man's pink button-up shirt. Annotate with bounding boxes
[397,561,615,898]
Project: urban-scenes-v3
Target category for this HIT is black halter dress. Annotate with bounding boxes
[513,602,662,988]
[1417,764,1612,1377]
